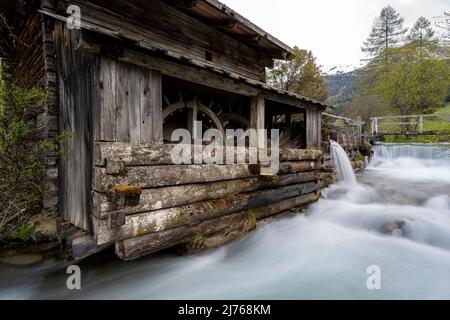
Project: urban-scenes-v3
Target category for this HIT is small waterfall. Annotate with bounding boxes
[330,140,357,185]
[374,143,450,161]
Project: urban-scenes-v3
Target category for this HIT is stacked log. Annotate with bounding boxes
[92,142,324,260]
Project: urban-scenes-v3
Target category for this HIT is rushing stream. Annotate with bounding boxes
[1,142,450,299]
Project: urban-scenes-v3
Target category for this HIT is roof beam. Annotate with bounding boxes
[233,34,260,42]
[264,49,290,60]
[208,18,237,29]
[169,0,199,9]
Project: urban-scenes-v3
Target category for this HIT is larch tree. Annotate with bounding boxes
[407,17,437,55]
[266,47,328,102]
[362,6,408,58]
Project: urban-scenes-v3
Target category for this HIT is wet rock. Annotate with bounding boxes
[384,221,405,235]
[0,254,43,266]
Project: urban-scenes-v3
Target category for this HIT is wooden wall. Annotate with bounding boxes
[94,58,162,143]
[91,143,324,260]
[54,21,98,231]
[54,18,164,231]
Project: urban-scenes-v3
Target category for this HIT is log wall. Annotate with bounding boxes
[92,142,323,260]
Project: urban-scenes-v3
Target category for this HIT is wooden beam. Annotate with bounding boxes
[264,92,310,109]
[92,170,323,218]
[93,161,320,192]
[250,95,265,149]
[202,0,294,56]
[169,0,198,8]
[94,182,320,245]
[208,18,238,29]
[234,34,260,42]
[93,142,323,167]
[114,191,319,260]
[306,107,322,150]
[119,49,260,97]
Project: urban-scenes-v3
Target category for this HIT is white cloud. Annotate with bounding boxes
[221,0,450,70]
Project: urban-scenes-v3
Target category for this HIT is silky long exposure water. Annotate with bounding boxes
[1,142,450,299]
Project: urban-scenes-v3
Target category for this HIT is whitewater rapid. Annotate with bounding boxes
[1,143,450,299]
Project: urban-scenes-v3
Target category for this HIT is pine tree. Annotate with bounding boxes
[408,17,437,46]
[362,6,408,58]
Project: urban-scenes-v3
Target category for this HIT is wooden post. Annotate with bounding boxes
[306,107,321,150]
[187,98,199,140]
[250,95,265,149]
[356,116,362,143]
[419,115,424,133]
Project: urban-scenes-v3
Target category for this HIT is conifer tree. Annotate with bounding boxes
[362,6,408,57]
[408,17,437,47]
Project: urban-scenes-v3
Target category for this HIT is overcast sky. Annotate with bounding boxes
[222,0,449,72]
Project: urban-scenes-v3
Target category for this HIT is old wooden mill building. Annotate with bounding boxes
[1,0,328,260]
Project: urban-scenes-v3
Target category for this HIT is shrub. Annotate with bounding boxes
[0,65,50,240]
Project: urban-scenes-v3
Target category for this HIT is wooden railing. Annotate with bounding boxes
[370,113,450,136]
[323,113,366,144]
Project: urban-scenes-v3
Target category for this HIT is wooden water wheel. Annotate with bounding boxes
[163,94,225,141]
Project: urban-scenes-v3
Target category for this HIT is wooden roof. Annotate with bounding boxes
[1,0,294,61]
[39,8,330,110]
[163,0,294,59]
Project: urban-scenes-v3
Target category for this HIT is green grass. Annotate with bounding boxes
[423,104,450,132]
[383,104,450,143]
[435,104,450,114]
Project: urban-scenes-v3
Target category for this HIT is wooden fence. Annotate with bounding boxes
[370,113,450,136]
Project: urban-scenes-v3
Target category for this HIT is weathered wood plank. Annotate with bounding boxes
[306,107,321,149]
[56,0,263,80]
[139,65,153,142]
[128,65,142,143]
[250,95,265,149]
[119,49,259,97]
[101,59,162,143]
[94,181,319,244]
[54,21,96,231]
[115,61,132,142]
[92,170,323,217]
[92,142,322,166]
[114,191,319,260]
[115,212,245,261]
[95,57,116,141]
[150,70,163,141]
[254,191,319,219]
[93,161,319,192]
[93,164,255,191]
